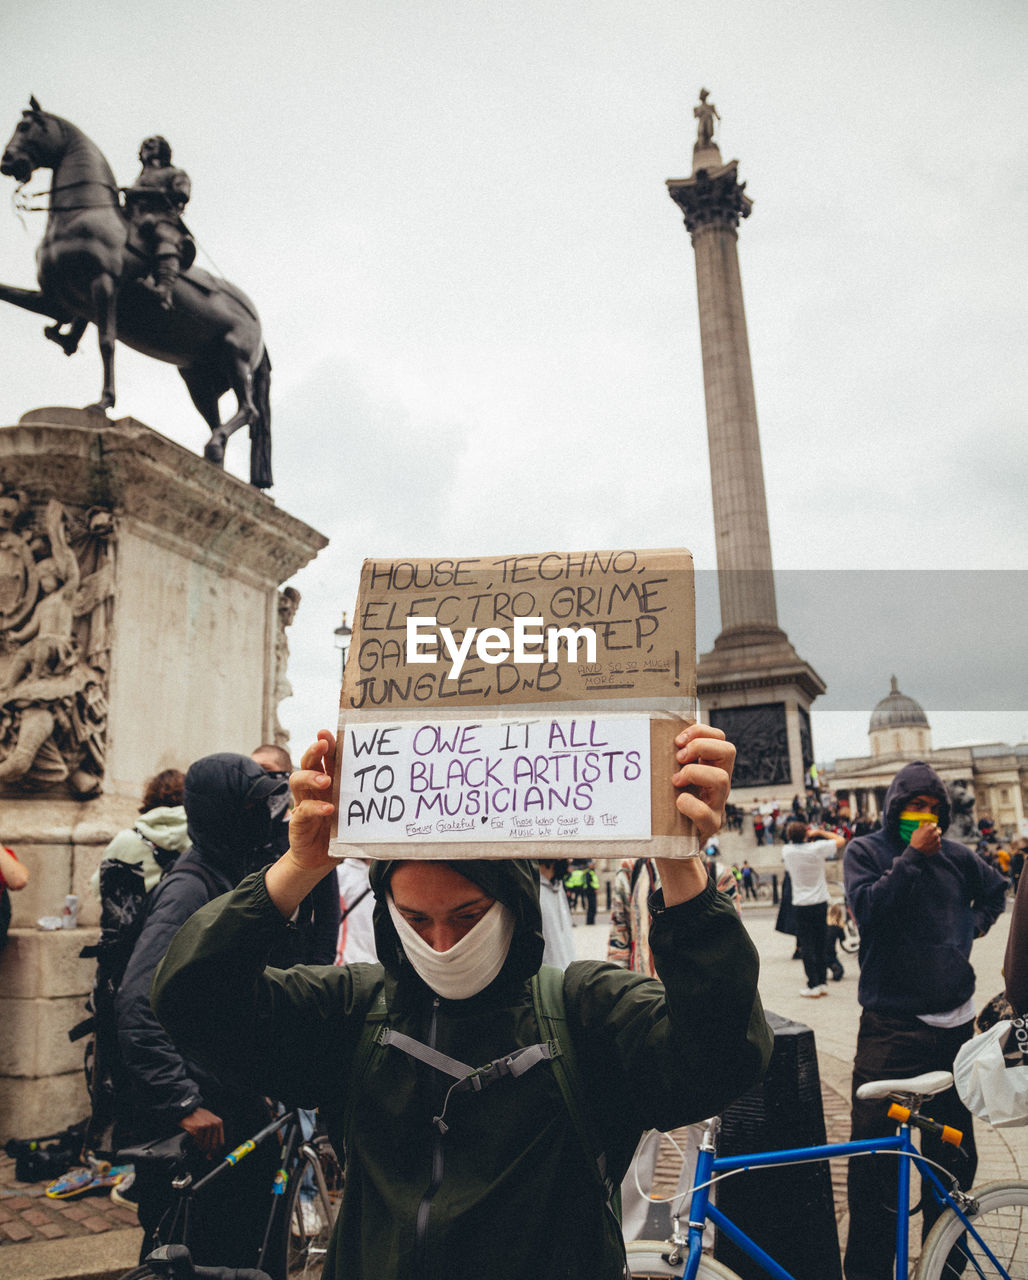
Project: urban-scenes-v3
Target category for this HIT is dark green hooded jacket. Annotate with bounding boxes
[153,858,771,1280]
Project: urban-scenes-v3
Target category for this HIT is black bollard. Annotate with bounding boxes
[714,1011,841,1280]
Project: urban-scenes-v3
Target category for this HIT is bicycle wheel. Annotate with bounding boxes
[283,1151,342,1280]
[625,1240,743,1278]
[915,1180,1028,1279]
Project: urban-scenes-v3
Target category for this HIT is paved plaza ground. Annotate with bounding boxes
[1,895,1021,1279]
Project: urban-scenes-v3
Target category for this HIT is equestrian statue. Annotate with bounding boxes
[0,99,272,488]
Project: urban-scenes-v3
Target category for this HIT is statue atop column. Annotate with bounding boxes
[694,88,720,149]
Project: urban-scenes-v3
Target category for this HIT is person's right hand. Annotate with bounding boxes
[285,730,338,873]
[910,822,942,856]
[179,1106,224,1155]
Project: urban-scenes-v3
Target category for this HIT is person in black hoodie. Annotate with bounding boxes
[842,760,1008,1280]
[115,752,289,1267]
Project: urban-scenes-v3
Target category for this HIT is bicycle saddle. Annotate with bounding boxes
[116,1131,190,1173]
[856,1069,953,1101]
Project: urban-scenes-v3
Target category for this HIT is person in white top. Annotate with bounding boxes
[537,859,576,970]
[781,821,845,997]
[334,858,378,964]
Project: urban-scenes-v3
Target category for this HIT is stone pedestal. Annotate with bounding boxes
[698,627,824,799]
[0,408,327,1136]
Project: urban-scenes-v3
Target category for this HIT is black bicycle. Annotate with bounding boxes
[116,1109,343,1280]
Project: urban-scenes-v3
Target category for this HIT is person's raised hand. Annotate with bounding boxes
[910,821,942,856]
[285,731,338,873]
[658,723,736,907]
[672,723,735,842]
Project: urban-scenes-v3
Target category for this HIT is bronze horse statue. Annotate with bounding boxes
[0,100,271,488]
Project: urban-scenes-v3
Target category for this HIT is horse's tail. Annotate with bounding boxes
[249,349,273,489]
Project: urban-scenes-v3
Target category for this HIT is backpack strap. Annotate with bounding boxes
[532,964,619,1215]
[344,964,618,1219]
[378,1028,554,1133]
[343,968,388,1144]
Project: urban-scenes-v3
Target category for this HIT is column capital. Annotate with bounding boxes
[666,159,753,235]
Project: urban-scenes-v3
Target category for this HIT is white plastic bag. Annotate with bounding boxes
[953,1020,1028,1129]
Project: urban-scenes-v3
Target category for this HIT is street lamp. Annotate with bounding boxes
[333,611,352,680]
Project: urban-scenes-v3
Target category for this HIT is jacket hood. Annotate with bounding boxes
[883,761,951,836]
[135,806,191,853]
[369,858,545,990]
[184,753,289,884]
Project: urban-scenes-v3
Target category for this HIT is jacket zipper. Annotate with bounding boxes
[413,997,444,1275]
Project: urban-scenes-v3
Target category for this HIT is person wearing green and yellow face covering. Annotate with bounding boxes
[842,761,1008,1280]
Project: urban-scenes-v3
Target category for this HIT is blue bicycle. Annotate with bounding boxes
[626,1069,1028,1279]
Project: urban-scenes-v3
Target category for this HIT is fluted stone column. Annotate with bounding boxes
[667,102,825,796]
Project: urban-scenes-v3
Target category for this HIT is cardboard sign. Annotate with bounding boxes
[331,548,697,859]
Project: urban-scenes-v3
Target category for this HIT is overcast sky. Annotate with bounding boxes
[0,0,1025,767]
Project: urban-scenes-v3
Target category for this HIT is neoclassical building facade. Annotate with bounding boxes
[825,678,1027,841]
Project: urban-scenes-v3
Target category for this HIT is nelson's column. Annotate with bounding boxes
[667,91,825,795]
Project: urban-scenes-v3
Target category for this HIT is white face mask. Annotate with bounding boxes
[387,893,515,1000]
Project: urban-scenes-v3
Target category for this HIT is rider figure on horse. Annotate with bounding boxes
[123,136,193,310]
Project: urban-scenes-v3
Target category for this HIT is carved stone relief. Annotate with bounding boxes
[709,702,791,788]
[0,485,113,796]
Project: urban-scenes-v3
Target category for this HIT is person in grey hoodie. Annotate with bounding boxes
[89,769,190,900]
[842,760,1007,1280]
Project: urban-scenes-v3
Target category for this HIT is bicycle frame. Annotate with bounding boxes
[166,1109,300,1273]
[679,1118,994,1280]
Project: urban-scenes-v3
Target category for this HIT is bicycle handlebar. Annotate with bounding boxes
[146,1243,273,1280]
[887,1102,963,1148]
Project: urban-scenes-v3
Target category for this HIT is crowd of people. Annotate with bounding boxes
[2,730,1022,1280]
[748,791,876,848]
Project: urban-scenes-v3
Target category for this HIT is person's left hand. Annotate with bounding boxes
[285,730,338,873]
[657,724,736,907]
[672,723,735,841]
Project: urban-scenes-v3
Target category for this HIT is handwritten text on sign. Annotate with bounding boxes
[337,715,652,844]
[343,549,694,710]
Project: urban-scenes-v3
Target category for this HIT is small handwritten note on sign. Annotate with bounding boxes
[330,548,697,860]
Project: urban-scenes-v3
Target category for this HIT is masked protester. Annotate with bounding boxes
[115,753,288,1268]
[843,760,1008,1280]
[153,725,773,1280]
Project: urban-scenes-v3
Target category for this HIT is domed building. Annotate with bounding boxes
[868,676,931,759]
[824,678,1027,840]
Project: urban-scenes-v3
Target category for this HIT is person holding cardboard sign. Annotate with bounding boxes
[153,722,772,1280]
